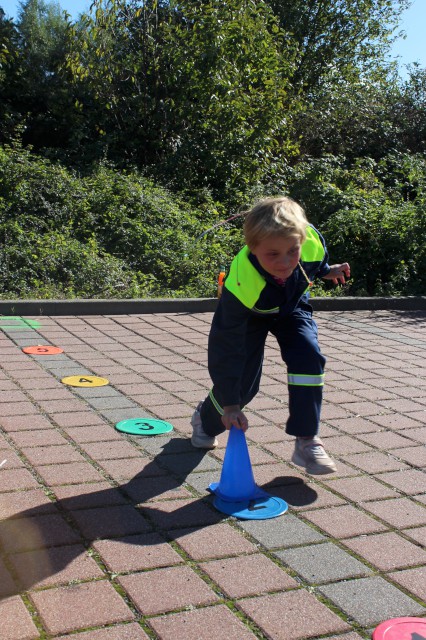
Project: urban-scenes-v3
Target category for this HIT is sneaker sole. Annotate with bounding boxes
[191,436,218,450]
[291,452,337,475]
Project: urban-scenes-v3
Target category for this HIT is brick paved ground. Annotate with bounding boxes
[0,309,425,639]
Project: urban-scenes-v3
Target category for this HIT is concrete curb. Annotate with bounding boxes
[0,296,426,315]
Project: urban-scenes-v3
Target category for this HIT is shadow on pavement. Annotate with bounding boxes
[0,436,316,596]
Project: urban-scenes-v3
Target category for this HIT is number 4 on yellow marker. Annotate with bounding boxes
[61,375,109,387]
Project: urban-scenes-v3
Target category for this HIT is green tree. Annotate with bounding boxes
[65,0,299,198]
[266,0,410,91]
[1,0,78,150]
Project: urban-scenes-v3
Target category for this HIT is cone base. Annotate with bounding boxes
[213,494,288,520]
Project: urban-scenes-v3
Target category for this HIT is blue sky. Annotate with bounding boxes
[1,0,425,75]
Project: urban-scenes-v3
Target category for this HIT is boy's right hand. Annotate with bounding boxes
[222,405,249,432]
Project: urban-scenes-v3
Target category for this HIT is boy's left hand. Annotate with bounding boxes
[322,263,350,285]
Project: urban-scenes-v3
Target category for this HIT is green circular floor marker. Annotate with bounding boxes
[115,418,174,436]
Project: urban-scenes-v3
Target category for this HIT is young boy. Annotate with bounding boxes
[191,196,350,475]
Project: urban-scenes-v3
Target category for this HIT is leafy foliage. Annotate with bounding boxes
[0,143,242,299]
[0,0,425,300]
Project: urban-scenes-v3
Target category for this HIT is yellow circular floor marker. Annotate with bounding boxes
[61,375,109,387]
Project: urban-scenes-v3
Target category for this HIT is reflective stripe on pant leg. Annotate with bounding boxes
[208,389,224,415]
[287,373,324,386]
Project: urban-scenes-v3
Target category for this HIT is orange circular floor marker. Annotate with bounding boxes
[22,345,64,355]
[61,375,109,387]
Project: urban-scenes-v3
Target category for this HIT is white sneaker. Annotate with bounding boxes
[291,436,337,475]
[191,402,218,449]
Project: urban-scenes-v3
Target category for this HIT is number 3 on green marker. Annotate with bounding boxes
[136,422,155,430]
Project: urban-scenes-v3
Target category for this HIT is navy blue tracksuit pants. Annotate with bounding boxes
[200,307,326,438]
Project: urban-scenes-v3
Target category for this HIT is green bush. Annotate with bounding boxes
[0,144,240,299]
[1,143,425,299]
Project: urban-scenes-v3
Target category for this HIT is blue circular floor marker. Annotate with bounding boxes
[115,418,173,436]
[213,495,288,520]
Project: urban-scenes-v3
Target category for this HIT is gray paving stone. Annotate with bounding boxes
[86,396,139,410]
[73,386,126,398]
[275,542,373,584]
[99,408,153,423]
[240,512,325,549]
[135,434,194,456]
[185,471,222,495]
[43,366,94,376]
[319,576,425,626]
[156,451,222,475]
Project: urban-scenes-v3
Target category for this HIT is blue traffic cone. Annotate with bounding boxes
[209,426,265,502]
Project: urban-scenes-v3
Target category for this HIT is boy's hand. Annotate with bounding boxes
[222,405,249,432]
[323,262,350,285]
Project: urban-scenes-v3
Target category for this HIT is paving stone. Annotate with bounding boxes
[93,532,184,572]
[36,461,106,485]
[0,468,41,491]
[8,429,68,447]
[276,542,372,583]
[0,401,40,416]
[238,589,351,640]
[379,469,426,495]
[154,450,222,475]
[327,416,381,434]
[70,505,152,539]
[58,622,150,639]
[0,558,19,597]
[302,504,387,538]
[0,450,26,468]
[0,489,57,519]
[30,580,135,635]
[402,525,426,546]
[361,496,426,527]
[402,426,426,444]
[343,531,426,570]
[271,482,346,510]
[323,476,399,502]
[200,553,297,597]
[319,435,373,455]
[36,399,90,413]
[148,604,258,640]
[98,457,168,481]
[79,440,143,460]
[0,595,40,640]
[23,444,87,465]
[0,513,81,552]
[122,475,193,503]
[357,431,417,450]
[10,544,104,589]
[52,412,106,428]
[239,513,325,549]
[65,424,123,443]
[0,413,54,431]
[118,565,219,615]
[141,497,222,530]
[344,451,409,473]
[319,576,425,626]
[99,408,152,423]
[391,445,426,466]
[169,522,258,560]
[388,566,426,601]
[53,482,128,510]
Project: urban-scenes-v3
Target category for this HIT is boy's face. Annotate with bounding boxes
[251,235,302,280]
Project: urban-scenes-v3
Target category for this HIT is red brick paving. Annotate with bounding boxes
[1,309,425,639]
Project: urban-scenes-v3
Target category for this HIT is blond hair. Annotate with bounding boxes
[243,196,308,250]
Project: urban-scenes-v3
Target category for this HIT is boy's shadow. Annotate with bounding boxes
[0,436,317,597]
